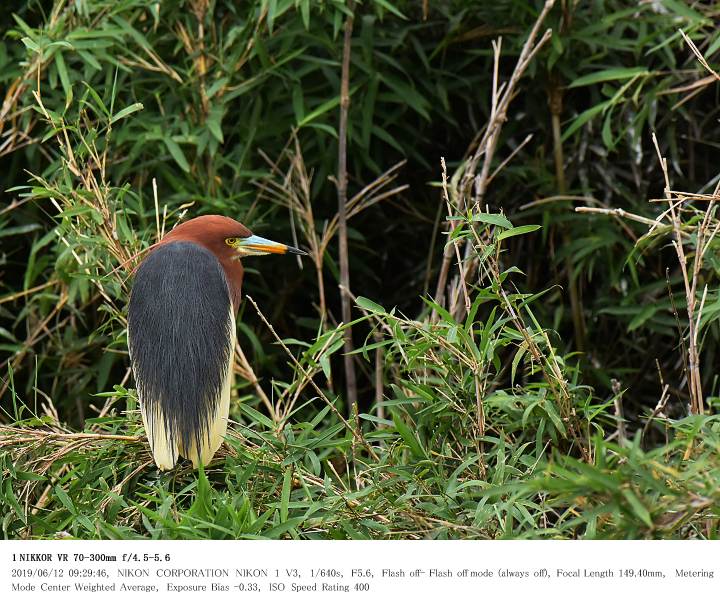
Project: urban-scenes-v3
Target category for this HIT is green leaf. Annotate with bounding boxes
[496,225,541,241]
[206,77,228,99]
[661,0,706,23]
[266,0,278,33]
[306,122,337,138]
[298,95,340,127]
[280,466,292,524]
[391,411,426,460]
[206,107,224,143]
[189,468,211,518]
[292,85,305,123]
[355,296,385,314]
[300,0,310,29]
[373,0,407,19]
[380,74,429,120]
[627,305,657,331]
[601,110,614,148]
[82,83,110,117]
[472,212,514,229]
[21,37,39,53]
[110,102,143,124]
[54,486,76,515]
[48,41,74,50]
[568,67,649,88]
[0,223,41,237]
[15,471,46,482]
[511,342,529,386]
[622,489,653,528]
[77,49,102,71]
[319,354,331,379]
[543,401,567,437]
[361,75,379,147]
[706,32,720,58]
[372,124,404,153]
[239,404,275,429]
[164,138,190,172]
[54,51,73,107]
[562,100,612,141]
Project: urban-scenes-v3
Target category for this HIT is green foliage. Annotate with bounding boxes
[2,0,720,539]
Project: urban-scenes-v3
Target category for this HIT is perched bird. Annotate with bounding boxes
[128,215,305,470]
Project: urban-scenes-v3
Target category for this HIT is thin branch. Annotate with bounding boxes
[433,0,556,323]
[337,0,357,407]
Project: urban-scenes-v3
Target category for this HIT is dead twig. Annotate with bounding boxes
[433,0,556,322]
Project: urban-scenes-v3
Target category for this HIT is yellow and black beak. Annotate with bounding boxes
[238,235,308,256]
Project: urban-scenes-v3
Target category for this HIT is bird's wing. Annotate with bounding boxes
[128,241,235,470]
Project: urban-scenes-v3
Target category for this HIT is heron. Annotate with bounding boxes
[128,215,306,470]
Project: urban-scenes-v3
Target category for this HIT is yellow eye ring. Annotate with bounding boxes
[225,237,239,246]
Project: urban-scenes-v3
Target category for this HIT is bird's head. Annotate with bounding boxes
[161,215,307,262]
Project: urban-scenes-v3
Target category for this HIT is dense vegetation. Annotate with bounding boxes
[2,0,720,539]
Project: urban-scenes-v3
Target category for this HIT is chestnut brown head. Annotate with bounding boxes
[157,214,306,312]
[161,214,305,263]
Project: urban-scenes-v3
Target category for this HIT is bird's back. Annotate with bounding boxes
[128,241,235,469]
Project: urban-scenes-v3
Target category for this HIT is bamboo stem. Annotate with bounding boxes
[550,85,585,351]
[337,0,357,408]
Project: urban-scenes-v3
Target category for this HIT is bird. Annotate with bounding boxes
[127,215,306,470]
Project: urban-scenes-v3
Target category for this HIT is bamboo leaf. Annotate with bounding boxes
[391,412,426,460]
[496,225,541,241]
[472,212,514,229]
[356,296,385,314]
[54,51,73,107]
[298,95,341,127]
[164,138,190,172]
[372,0,407,20]
[110,102,144,124]
[622,489,653,528]
[54,486,76,515]
[568,67,649,88]
[280,466,292,523]
[562,100,612,141]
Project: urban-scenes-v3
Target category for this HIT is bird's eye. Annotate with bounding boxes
[225,237,239,246]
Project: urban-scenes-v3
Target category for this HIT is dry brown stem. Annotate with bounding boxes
[650,132,712,415]
[433,0,555,321]
[337,0,357,407]
[253,137,406,418]
[0,425,140,450]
